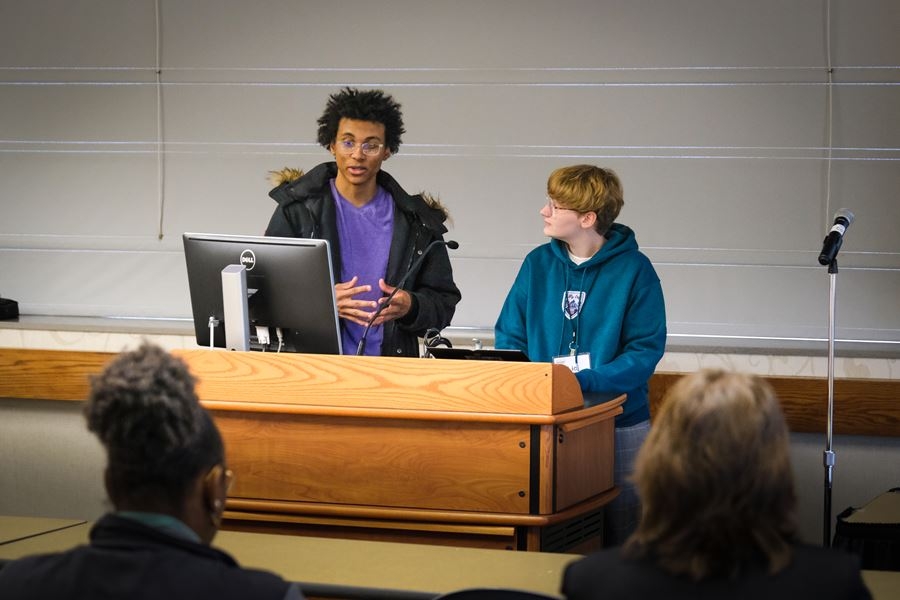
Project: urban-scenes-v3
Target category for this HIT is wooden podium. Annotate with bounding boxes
[177,350,623,552]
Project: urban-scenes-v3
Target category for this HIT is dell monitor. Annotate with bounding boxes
[183,232,342,354]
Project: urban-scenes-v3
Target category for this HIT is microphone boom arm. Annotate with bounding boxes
[355,239,458,356]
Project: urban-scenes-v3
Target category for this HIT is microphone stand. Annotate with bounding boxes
[822,257,838,547]
[355,239,458,357]
[817,208,852,547]
[356,286,399,356]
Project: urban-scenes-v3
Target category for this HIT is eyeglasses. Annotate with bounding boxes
[335,139,385,156]
[546,197,579,216]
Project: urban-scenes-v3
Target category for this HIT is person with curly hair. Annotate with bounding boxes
[560,369,871,600]
[0,343,303,600]
[265,87,461,357]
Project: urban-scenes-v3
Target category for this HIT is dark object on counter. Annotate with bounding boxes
[0,297,19,320]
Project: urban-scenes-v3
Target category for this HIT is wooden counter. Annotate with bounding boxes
[2,521,896,600]
[0,516,86,545]
[0,522,578,598]
[0,348,623,552]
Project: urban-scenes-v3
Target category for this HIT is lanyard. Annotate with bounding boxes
[566,269,588,356]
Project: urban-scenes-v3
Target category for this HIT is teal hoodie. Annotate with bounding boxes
[495,223,666,426]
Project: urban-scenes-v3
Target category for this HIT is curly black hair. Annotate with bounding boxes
[85,343,223,510]
[316,87,405,154]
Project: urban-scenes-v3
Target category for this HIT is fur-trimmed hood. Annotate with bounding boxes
[267,164,451,224]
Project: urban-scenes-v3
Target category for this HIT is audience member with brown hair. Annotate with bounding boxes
[0,343,303,600]
[561,369,871,600]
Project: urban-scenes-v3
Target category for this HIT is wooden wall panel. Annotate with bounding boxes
[649,372,900,437]
[1,349,896,438]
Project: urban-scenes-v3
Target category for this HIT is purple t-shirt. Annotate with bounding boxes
[331,180,394,355]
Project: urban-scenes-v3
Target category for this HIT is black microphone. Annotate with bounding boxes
[356,239,459,356]
[818,209,855,265]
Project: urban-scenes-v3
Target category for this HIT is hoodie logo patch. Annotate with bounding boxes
[562,291,585,320]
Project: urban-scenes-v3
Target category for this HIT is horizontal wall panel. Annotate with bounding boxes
[0,0,156,68]
[384,156,890,265]
[831,86,900,148]
[357,85,831,150]
[159,86,323,144]
[832,0,900,66]
[827,161,900,256]
[442,256,900,342]
[656,263,900,340]
[0,86,158,141]
[151,83,830,149]
[2,245,893,344]
[161,154,299,237]
[158,0,826,69]
[0,248,190,319]
[0,155,160,237]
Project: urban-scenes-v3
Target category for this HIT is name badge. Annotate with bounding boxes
[553,352,591,373]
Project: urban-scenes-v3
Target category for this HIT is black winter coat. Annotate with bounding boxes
[0,514,294,600]
[265,162,461,357]
[561,545,872,600]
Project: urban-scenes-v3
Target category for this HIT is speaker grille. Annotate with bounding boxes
[540,507,604,552]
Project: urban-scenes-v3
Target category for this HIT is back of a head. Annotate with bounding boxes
[627,369,797,580]
[85,343,223,511]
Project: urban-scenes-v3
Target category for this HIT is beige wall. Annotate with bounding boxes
[0,0,897,354]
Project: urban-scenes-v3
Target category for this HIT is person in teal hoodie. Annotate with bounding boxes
[495,164,666,546]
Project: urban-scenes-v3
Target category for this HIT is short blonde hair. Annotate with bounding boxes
[546,165,623,234]
[625,369,797,580]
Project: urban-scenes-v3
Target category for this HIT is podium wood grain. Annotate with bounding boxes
[175,350,585,420]
[218,412,533,513]
[169,351,621,550]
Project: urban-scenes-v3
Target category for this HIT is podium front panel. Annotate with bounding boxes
[216,411,533,514]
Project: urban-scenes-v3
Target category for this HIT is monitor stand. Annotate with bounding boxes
[221,264,250,351]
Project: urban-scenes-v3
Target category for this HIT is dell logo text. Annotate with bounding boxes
[239,249,256,271]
